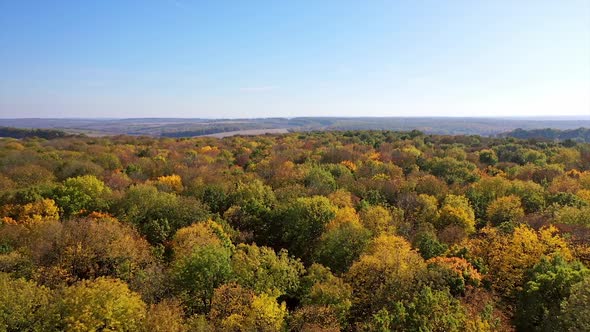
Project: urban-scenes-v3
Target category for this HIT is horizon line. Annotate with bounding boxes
[1,115,590,121]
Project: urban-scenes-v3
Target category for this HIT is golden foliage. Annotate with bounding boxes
[327,189,355,209]
[1,198,60,224]
[155,174,184,193]
[359,205,394,235]
[327,207,360,230]
[486,195,525,226]
[346,234,426,318]
[172,220,232,259]
[59,277,146,332]
[438,195,476,236]
[209,283,287,332]
[1,216,17,225]
[199,145,219,154]
[143,299,187,332]
[576,189,590,203]
[340,160,357,172]
[367,151,381,161]
[468,225,571,296]
[427,256,482,285]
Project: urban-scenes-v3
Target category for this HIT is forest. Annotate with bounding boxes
[1,130,590,331]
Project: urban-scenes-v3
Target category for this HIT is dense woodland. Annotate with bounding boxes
[1,130,590,331]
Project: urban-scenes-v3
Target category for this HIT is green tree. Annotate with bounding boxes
[118,184,209,244]
[171,244,233,314]
[279,196,337,260]
[466,176,511,219]
[200,184,230,215]
[367,287,467,332]
[414,231,448,260]
[425,157,479,185]
[479,149,498,165]
[554,206,590,226]
[561,275,590,332]
[231,243,304,297]
[230,180,276,210]
[304,166,337,195]
[53,175,112,217]
[508,180,546,213]
[224,180,276,244]
[516,255,589,331]
[314,207,371,274]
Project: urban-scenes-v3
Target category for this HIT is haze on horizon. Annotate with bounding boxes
[1,1,589,119]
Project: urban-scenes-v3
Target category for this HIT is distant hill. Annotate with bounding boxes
[2,117,590,138]
[504,127,590,143]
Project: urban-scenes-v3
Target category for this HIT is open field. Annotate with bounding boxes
[203,128,290,138]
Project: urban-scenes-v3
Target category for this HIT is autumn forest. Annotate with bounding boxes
[1,130,590,331]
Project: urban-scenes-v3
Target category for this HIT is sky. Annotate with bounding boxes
[0,1,589,118]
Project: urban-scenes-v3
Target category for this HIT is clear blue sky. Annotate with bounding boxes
[1,1,589,118]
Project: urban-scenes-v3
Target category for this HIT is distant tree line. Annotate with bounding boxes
[0,126,74,139]
[505,128,590,143]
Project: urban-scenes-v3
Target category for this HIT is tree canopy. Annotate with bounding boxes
[1,129,589,330]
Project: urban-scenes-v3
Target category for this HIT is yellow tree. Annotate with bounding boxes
[288,305,341,332]
[345,234,426,319]
[359,205,394,235]
[468,225,571,297]
[143,299,187,332]
[426,256,482,296]
[0,273,54,332]
[327,189,355,208]
[57,277,146,332]
[1,198,60,224]
[171,220,233,259]
[154,174,184,193]
[486,195,525,228]
[209,283,287,332]
[437,195,476,243]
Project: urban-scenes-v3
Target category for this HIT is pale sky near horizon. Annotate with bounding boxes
[1,1,589,118]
